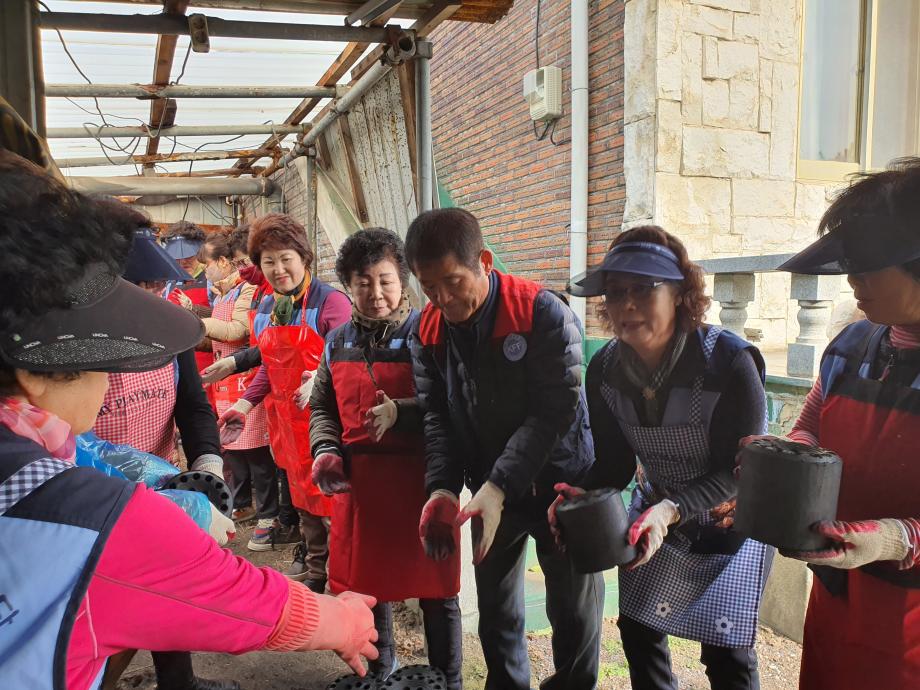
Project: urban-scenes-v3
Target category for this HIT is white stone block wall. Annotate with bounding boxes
[623,0,854,356]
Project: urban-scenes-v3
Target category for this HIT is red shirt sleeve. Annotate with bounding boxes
[787,378,822,447]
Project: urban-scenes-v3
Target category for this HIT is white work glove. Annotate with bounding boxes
[201,356,237,384]
[293,370,316,410]
[457,481,505,565]
[218,399,253,446]
[627,499,680,569]
[190,453,223,476]
[208,503,236,546]
[363,390,397,442]
[784,519,912,570]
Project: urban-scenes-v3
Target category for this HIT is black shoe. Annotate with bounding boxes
[180,679,241,690]
[283,542,309,582]
[153,652,241,690]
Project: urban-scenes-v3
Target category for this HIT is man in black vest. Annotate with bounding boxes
[408,208,603,690]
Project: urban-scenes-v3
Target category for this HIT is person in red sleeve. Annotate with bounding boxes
[309,228,462,686]
[0,151,378,690]
[743,158,920,690]
[217,214,351,592]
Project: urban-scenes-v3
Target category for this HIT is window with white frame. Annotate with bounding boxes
[798,0,920,181]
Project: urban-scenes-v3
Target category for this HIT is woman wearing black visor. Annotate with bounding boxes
[551,226,770,690]
[745,158,920,690]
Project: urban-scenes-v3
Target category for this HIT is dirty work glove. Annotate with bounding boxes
[457,481,505,565]
[627,499,680,569]
[217,399,252,446]
[201,356,236,384]
[190,453,223,476]
[548,482,586,548]
[304,591,379,675]
[784,519,914,569]
[363,390,397,442]
[312,452,350,495]
[419,490,459,561]
[208,504,236,546]
[293,370,315,410]
[177,291,194,311]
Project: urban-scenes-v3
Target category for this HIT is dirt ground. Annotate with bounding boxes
[117,520,802,690]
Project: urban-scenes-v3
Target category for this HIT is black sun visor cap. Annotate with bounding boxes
[779,215,920,275]
[568,241,686,297]
[0,263,204,373]
[124,228,191,284]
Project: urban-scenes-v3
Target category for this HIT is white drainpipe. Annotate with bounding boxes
[570,0,589,329]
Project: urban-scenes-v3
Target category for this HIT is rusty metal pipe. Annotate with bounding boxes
[69,175,275,197]
[47,123,310,139]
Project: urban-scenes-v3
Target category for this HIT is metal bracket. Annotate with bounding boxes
[188,13,210,53]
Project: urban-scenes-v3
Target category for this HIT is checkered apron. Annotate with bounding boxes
[93,363,178,463]
[210,286,269,450]
[610,327,767,648]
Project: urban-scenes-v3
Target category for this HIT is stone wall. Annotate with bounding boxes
[623,0,848,350]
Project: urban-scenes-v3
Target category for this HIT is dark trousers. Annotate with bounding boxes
[617,614,760,690]
[276,467,300,527]
[373,598,463,689]
[475,507,603,690]
[223,446,279,520]
[296,509,330,582]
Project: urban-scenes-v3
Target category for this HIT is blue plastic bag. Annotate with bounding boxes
[75,432,179,489]
[157,489,213,530]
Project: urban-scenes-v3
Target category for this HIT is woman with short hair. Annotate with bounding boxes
[309,228,463,687]
[0,150,378,690]
[217,213,351,590]
[552,225,770,690]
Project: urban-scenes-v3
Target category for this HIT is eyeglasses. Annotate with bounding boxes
[230,257,252,269]
[605,281,667,304]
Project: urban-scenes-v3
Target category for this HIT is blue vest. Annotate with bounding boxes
[251,279,339,341]
[0,427,132,689]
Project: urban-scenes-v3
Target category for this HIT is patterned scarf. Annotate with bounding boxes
[271,276,311,326]
[351,292,413,346]
[0,397,75,461]
[618,330,688,423]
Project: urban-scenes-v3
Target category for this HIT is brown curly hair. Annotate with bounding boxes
[596,225,711,333]
[247,213,314,268]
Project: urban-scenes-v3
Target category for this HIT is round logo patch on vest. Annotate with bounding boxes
[503,333,527,362]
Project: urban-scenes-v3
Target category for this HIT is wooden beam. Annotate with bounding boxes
[337,116,369,224]
[315,132,333,172]
[351,1,460,81]
[143,0,189,168]
[396,60,418,197]
[232,4,402,175]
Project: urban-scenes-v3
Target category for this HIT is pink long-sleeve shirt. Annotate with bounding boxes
[66,484,320,690]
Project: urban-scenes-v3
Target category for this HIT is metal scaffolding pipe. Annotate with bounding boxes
[45,83,338,99]
[87,1,431,19]
[416,49,433,212]
[277,58,394,170]
[68,175,275,197]
[56,148,276,168]
[39,11,407,44]
[47,123,310,139]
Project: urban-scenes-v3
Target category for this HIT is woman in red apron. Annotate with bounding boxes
[199,228,281,550]
[310,229,462,687]
[751,160,920,689]
[217,213,351,592]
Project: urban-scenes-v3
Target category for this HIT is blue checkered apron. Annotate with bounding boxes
[0,457,72,515]
[607,327,767,648]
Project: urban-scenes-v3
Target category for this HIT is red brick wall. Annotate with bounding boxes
[430,0,625,336]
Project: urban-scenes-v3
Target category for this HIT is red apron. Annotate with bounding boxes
[256,301,331,517]
[165,281,216,409]
[800,333,920,689]
[211,285,269,451]
[327,332,460,601]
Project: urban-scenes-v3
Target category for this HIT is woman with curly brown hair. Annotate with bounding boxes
[550,226,770,690]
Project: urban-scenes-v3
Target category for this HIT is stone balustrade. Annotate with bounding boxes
[697,254,843,379]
